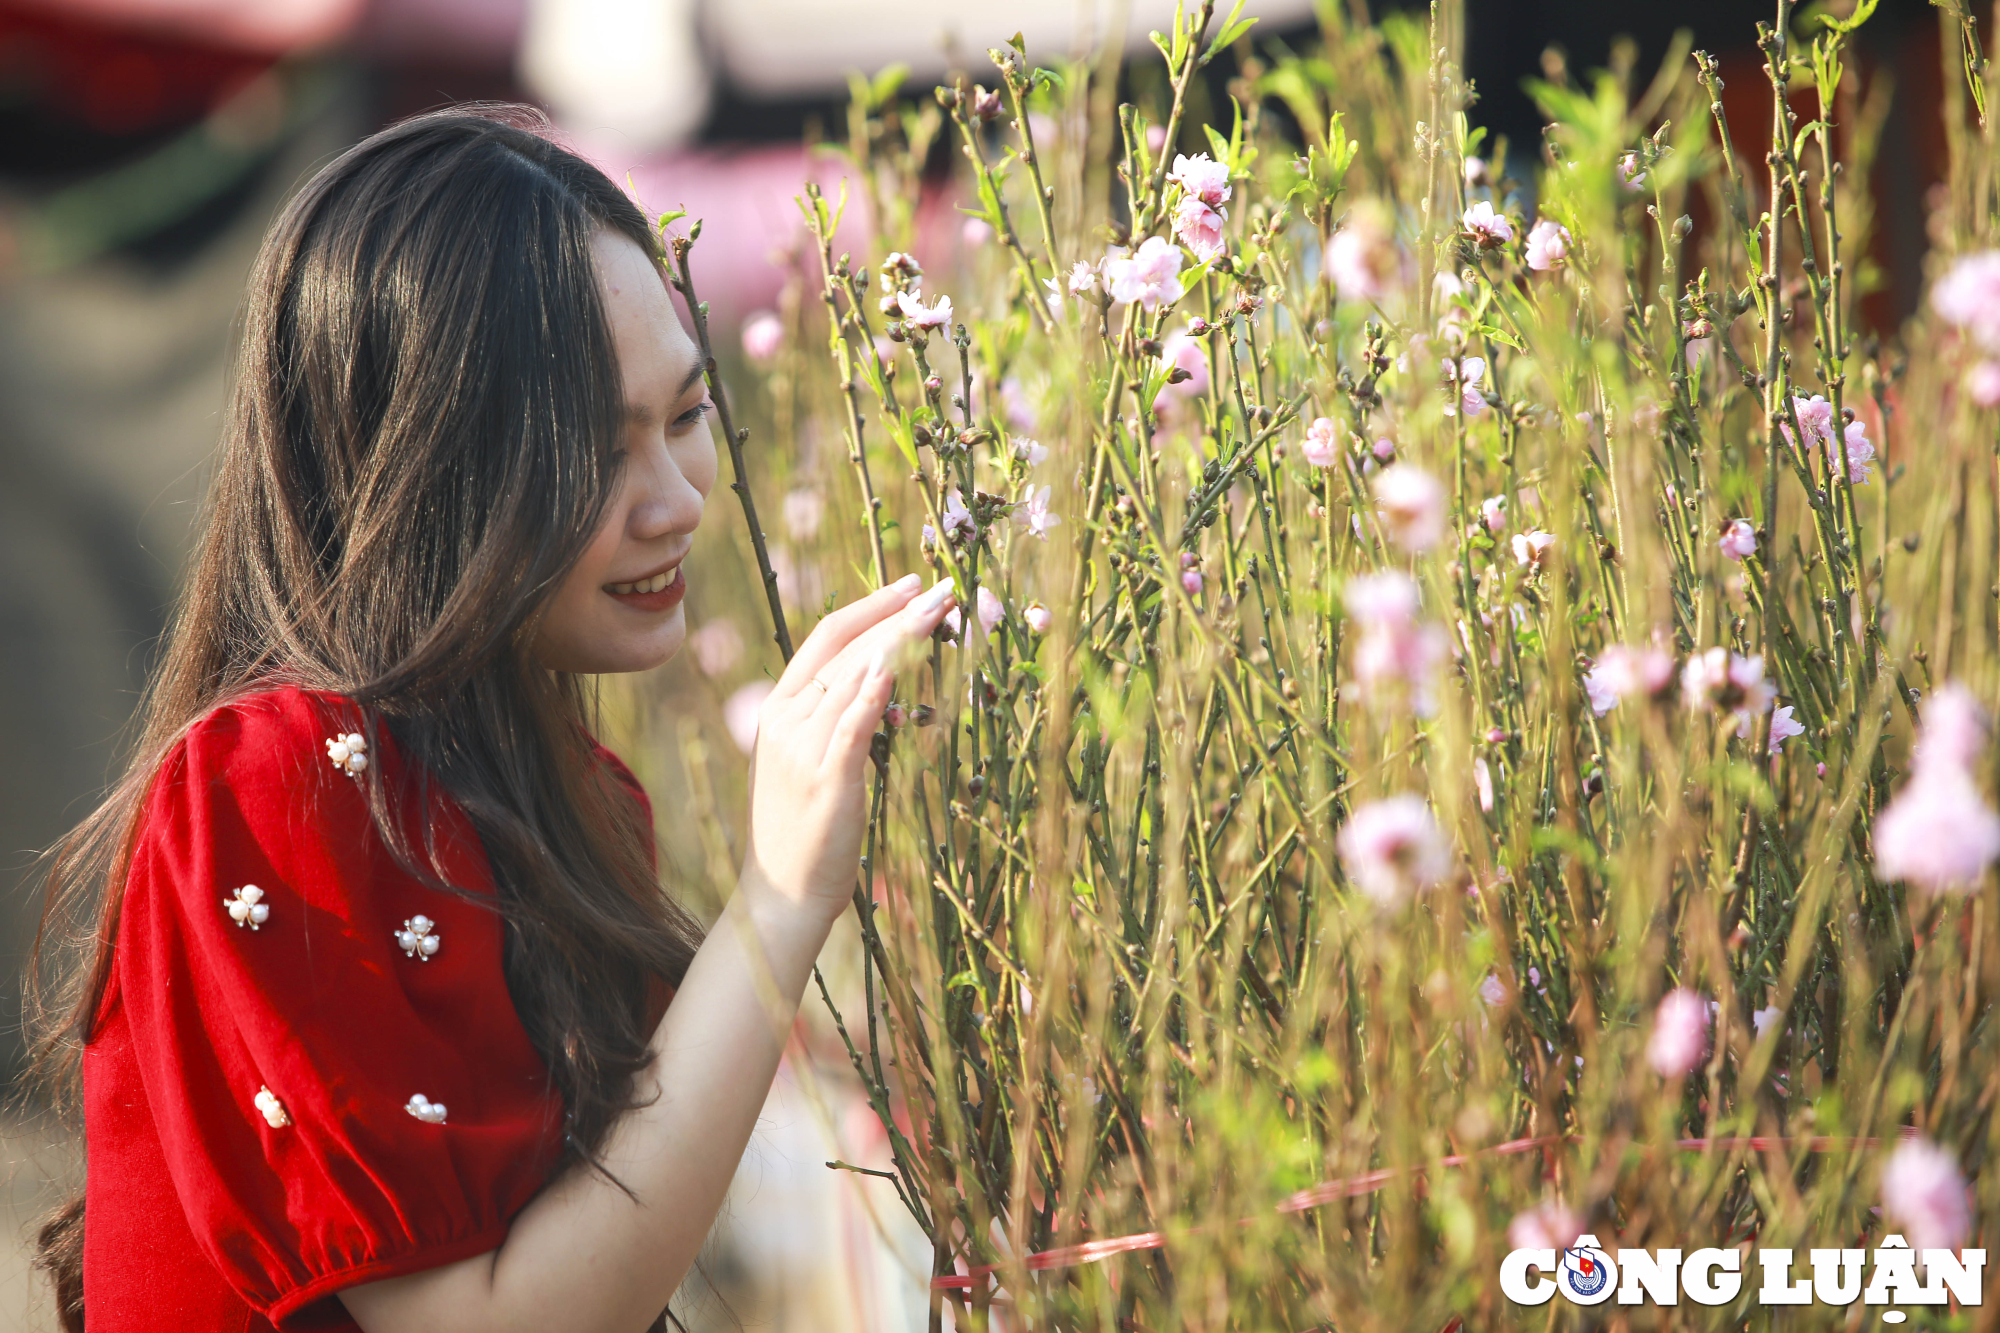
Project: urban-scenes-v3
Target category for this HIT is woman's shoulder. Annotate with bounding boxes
[167,683,380,784]
[134,683,491,916]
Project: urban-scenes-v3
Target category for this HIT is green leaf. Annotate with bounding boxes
[1257,63,1325,149]
[1462,321,1523,350]
[1204,122,1232,168]
[1201,0,1257,65]
[868,62,910,109]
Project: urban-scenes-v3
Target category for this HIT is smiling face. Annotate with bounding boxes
[529,229,718,674]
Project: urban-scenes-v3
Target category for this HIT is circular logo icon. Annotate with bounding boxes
[1557,1236,1616,1305]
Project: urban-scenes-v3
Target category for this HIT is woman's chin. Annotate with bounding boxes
[536,608,685,675]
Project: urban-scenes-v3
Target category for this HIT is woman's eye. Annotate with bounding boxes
[675,401,713,429]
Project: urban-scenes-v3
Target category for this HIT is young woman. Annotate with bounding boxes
[29,104,956,1332]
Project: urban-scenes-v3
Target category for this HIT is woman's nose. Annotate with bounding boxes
[630,450,703,541]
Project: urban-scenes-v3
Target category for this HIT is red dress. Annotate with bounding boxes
[83,685,659,1330]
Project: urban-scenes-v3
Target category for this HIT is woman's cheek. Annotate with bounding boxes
[689,425,720,500]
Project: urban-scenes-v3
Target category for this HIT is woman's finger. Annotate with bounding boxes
[824,649,895,778]
[803,580,958,701]
[773,574,935,700]
[798,645,878,761]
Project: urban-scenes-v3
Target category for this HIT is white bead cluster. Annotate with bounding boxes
[395,915,441,961]
[254,1086,290,1128]
[405,1093,448,1125]
[224,884,270,930]
[326,731,368,780]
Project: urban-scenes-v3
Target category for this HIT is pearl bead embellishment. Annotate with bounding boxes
[395,915,441,961]
[405,1093,448,1125]
[224,884,270,929]
[326,731,368,780]
[254,1086,290,1128]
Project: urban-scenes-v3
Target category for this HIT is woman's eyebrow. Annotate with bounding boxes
[671,356,706,401]
[627,358,708,423]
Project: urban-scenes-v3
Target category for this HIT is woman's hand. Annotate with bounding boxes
[739,572,957,928]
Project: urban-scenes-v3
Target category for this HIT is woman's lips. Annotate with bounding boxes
[605,565,685,611]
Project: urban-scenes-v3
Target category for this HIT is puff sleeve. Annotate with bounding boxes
[111,688,565,1326]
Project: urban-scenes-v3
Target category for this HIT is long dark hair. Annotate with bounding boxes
[25,105,710,1327]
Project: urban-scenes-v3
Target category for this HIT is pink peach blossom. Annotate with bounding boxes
[1168,151,1232,207]
[1104,236,1186,309]
[1524,218,1570,271]
[1508,1201,1585,1252]
[1336,794,1454,907]
[1300,417,1339,469]
[1969,360,2000,408]
[1011,436,1048,466]
[1345,571,1448,714]
[1444,356,1487,416]
[1931,249,2000,351]
[782,487,824,542]
[1875,773,2000,893]
[1172,196,1227,263]
[1583,645,1676,716]
[688,620,743,677]
[1012,485,1063,541]
[1327,203,1405,303]
[1461,200,1513,249]
[740,310,784,363]
[723,682,774,754]
[896,290,954,330]
[1880,1137,1974,1252]
[1372,464,1447,552]
[1511,529,1555,569]
[1646,988,1710,1078]
[1719,519,1757,561]
[944,586,1006,640]
[1682,648,1774,714]
[1875,682,2000,893]
[1913,683,1992,777]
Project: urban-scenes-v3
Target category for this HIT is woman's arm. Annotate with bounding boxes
[338,573,957,1333]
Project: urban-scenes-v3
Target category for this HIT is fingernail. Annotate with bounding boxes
[869,648,887,676]
[915,579,956,612]
[890,572,921,592]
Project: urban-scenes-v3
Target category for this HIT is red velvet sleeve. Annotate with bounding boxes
[112,687,564,1327]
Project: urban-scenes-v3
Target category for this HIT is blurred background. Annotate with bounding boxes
[0,0,1957,1327]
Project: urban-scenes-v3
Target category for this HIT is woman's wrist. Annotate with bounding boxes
[734,863,845,944]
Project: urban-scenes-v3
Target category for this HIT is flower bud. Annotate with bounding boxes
[970,86,1003,121]
[912,703,937,726]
